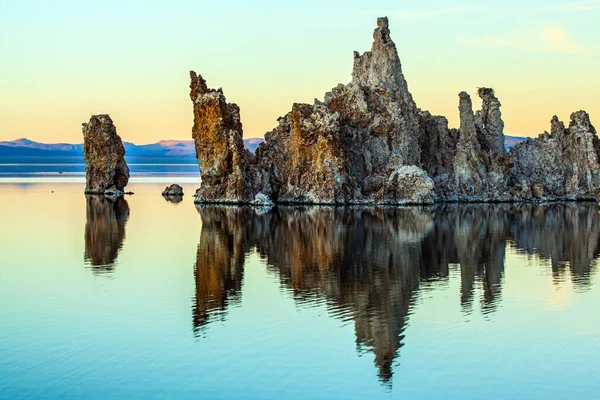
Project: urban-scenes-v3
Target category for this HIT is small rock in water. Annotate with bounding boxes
[82,114,130,196]
[250,192,274,206]
[162,184,184,196]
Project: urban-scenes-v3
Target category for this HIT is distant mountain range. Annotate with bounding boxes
[0,136,525,163]
[0,137,266,163]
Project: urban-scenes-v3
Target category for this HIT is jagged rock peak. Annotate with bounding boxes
[550,115,566,137]
[82,114,129,195]
[458,92,477,141]
[351,17,412,98]
[510,110,600,200]
[569,110,596,135]
[475,87,505,155]
[190,71,222,98]
[189,71,253,203]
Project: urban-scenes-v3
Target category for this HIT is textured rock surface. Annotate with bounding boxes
[162,184,184,196]
[475,88,505,156]
[418,111,458,198]
[190,71,253,203]
[510,111,600,199]
[375,165,435,204]
[190,17,597,204]
[275,102,353,204]
[453,92,512,201]
[82,115,129,194]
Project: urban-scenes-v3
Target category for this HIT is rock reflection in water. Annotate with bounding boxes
[163,194,184,204]
[84,195,130,273]
[508,204,600,289]
[192,207,249,335]
[192,203,599,382]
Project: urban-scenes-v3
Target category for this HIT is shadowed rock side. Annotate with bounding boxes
[190,17,598,204]
[82,115,129,195]
[454,92,513,201]
[190,204,599,383]
[510,112,600,200]
[84,195,130,273]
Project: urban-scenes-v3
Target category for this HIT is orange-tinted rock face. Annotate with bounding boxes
[275,103,354,203]
[189,17,598,204]
[190,71,253,203]
[82,114,129,194]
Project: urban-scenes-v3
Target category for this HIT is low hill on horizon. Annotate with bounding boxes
[0,136,526,163]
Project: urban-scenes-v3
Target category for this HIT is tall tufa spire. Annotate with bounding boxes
[351,17,412,102]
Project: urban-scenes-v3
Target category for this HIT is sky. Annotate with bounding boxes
[0,0,599,144]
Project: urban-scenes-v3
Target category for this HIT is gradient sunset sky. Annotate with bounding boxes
[1,0,598,144]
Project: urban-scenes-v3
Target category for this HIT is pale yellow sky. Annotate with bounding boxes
[1,1,598,144]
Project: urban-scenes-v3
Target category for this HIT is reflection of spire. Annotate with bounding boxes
[188,203,600,384]
[192,206,251,336]
[509,204,600,290]
[84,195,129,273]
[193,206,434,383]
[449,206,508,314]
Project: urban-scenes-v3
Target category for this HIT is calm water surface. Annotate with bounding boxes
[0,181,599,399]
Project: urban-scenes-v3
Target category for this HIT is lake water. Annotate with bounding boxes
[0,180,599,399]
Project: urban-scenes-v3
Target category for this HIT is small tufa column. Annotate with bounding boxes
[82,114,129,195]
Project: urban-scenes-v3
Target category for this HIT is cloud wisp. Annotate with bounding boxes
[456,23,588,55]
[392,7,480,19]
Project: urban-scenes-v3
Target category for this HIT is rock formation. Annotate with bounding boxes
[190,71,253,203]
[82,115,130,195]
[162,184,184,196]
[190,17,598,204]
[475,88,505,156]
[510,111,600,200]
[453,91,513,201]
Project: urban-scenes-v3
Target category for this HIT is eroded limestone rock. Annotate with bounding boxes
[189,17,596,205]
[454,92,512,201]
[325,16,422,191]
[82,115,129,195]
[375,165,435,205]
[475,88,505,156]
[190,71,253,203]
[419,111,459,198]
[510,111,600,199]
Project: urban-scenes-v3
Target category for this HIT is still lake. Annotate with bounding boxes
[0,178,599,399]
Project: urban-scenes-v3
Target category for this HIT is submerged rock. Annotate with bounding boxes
[82,115,129,195]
